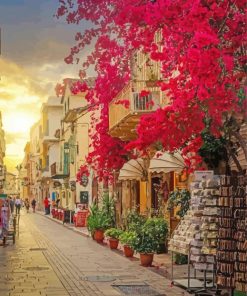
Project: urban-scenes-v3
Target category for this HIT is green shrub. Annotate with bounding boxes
[101,192,116,227]
[132,217,169,254]
[144,217,168,243]
[173,253,188,265]
[119,231,137,249]
[87,207,110,234]
[124,209,147,232]
[105,228,123,239]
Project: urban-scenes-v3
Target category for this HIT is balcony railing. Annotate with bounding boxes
[109,81,161,131]
[51,162,58,176]
[51,162,69,179]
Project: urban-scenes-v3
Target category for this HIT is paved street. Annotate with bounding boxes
[0,211,190,296]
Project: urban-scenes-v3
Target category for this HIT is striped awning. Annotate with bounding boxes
[118,158,147,181]
[149,152,185,174]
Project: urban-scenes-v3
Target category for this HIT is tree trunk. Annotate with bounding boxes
[232,130,247,162]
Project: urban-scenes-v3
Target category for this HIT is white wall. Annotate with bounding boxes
[48,106,63,138]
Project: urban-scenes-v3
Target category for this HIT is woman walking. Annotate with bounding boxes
[24,199,30,213]
[43,197,50,215]
[31,198,36,213]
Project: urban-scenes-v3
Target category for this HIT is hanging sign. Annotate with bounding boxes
[80,175,89,187]
[70,181,76,191]
[80,191,89,204]
[194,171,214,181]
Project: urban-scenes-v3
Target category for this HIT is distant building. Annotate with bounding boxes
[52,78,95,210]
[4,172,17,195]
[39,96,63,207]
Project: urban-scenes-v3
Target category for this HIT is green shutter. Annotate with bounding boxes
[64,142,70,175]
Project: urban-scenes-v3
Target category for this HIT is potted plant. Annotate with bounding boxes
[133,231,158,267]
[105,228,123,249]
[145,218,168,254]
[119,231,137,257]
[87,208,110,243]
[132,217,168,266]
[124,208,147,232]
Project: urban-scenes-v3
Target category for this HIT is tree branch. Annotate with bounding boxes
[232,130,247,162]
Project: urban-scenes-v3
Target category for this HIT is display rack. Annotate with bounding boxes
[216,174,247,295]
[193,179,220,296]
[169,175,218,293]
[169,172,247,295]
[171,247,214,293]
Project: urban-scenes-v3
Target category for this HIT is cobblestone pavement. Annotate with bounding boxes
[0,211,191,296]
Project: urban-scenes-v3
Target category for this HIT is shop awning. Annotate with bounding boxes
[149,152,185,174]
[118,158,148,181]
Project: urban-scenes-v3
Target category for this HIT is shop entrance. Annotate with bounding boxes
[151,176,161,211]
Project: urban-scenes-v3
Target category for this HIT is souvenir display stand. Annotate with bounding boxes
[216,174,247,295]
[193,178,220,296]
[169,174,218,293]
[169,172,247,295]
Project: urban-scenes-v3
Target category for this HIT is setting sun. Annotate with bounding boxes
[3,110,38,134]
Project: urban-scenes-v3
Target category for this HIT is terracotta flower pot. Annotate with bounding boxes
[140,253,154,267]
[94,229,104,243]
[109,238,119,249]
[123,245,134,257]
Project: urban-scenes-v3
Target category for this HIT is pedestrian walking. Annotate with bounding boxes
[55,198,60,208]
[24,199,30,213]
[0,199,10,243]
[15,197,21,215]
[31,198,36,213]
[43,197,50,215]
[9,197,14,214]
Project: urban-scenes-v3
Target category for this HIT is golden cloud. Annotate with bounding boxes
[0,58,47,101]
[0,57,47,171]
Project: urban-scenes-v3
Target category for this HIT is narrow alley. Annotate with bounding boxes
[0,212,190,296]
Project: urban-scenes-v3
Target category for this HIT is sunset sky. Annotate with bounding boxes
[0,0,87,172]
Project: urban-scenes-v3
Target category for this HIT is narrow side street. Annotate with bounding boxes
[0,212,190,296]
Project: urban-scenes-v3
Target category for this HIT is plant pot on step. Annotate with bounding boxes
[108,238,119,249]
[140,253,154,267]
[94,229,104,243]
[123,245,134,257]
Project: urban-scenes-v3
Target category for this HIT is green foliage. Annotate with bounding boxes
[105,228,123,239]
[167,189,191,218]
[199,130,226,169]
[132,217,168,254]
[237,87,246,107]
[173,253,188,265]
[101,192,116,227]
[119,231,138,248]
[123,208,147,232]
[89,201,98,216]
[87,205,111,233]
[144,217,168,243]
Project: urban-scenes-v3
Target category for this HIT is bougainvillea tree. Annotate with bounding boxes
[57,0,246,176]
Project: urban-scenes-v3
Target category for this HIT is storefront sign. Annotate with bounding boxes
[81,175,88,187]
[70,181,76,191]
[0,194,7,199]
[194,170,214,181]
[71,185,76,191]
[80,191,89,204]
[53,181,61,188]
[75,210,88,227]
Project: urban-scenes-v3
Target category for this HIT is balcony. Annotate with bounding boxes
[41,166,50,178]
[109,81,163,141]
[41,131,59,143]
[50,162,69,179]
